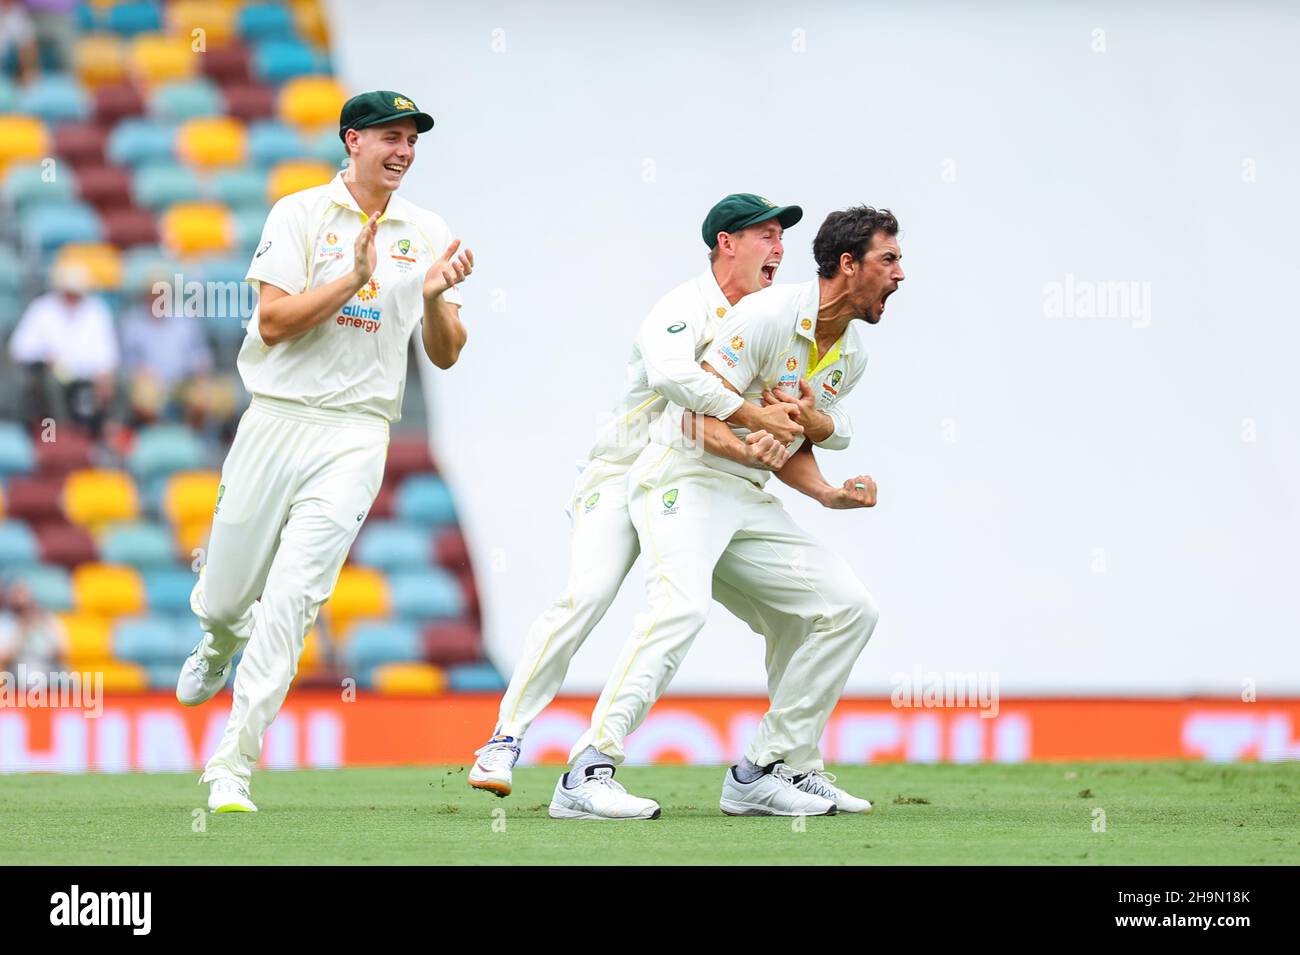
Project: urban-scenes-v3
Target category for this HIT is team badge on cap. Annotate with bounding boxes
[393,96,415,111]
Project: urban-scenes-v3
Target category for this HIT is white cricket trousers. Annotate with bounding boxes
[494,457,812,750]
[194,396,387,785]
[570,443,879,771]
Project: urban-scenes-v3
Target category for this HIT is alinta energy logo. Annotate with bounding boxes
[50,886,151,935]
[0,667,103,719]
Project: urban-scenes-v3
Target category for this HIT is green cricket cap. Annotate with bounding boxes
[338,90,435,143]
[701,193,803,248]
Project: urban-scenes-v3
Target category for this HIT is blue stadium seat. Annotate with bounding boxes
[238,3,298,42]
[21,201,103,253]
[0,74,16,112]
[395,474,457,526]
[74,4,98,31]
[101,521,176,568]
[113,616,176,664]
[107,118,178,167]
[0,521,39,568]
[146,662,181,689]
[301,127,346,167]
[252,40,325,85]
[0,256,21,295]
[6,564,73,610]
[106,1,164,37]
[211,167,267,208]
[448,663,505,692]
[151,78,223,121]
[131,161,203,209]
[231,204,269,252]
[247,120,303,166]
[355,521,431,571]
[343,621,422,676]
[18,75,91,124]
[389,569,465,619]
[199,256,250,286]
[143,568,197,613]
[0,293,23,337]
[0,422,35,477]
[129,423,208,481]
[121,246,181,294]
[3,162,78,215]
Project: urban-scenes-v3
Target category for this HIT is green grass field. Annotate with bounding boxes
[2,761,1297,865]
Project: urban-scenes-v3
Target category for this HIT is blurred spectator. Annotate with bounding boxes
[0,581,67,682]
[8,263,119,437]
[120,284,220,427]
[23,0,75,73]
[0,0,39,83]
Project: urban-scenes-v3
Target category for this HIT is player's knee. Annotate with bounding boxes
[191,583,247,632]
[833,582,879,637]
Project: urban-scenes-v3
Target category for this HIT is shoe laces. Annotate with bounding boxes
[795,769,840,800]
[214,778,249,799]
[581,767,625,793]
[474,740,520,769]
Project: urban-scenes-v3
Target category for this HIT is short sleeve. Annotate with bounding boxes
[245,197,311,295]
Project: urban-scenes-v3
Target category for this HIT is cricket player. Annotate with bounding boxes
[553,206,903,819]
[175,91,474,813]
[469,194,811,799]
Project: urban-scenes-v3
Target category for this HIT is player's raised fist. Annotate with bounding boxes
[424,239,475,301]
[744,429,791,471]
[823,474,877,509]
[352,213,381,285]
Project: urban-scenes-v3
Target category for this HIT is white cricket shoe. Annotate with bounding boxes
[208,777,257,813]
[548,766,661,820]
[794,769,873,814]
[468,735,521,797]
[719,762,837,817]
[176,643,231,707]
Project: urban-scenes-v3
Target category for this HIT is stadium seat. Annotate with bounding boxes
[151,77,223,121]
[177,116,247,167]
[93,80,147,125]
[131,161,203,209]
[159,201,234,256]
[74,33,128,88]
[21,201,104,253]
[238,3,298,42]
[18,75,92,125]
[63,469,140,528]
[3,478,64,524]
[325,567,390,627]
[252,39,324,85]
[372,661,446,696]
[106,1,164,37]
[143,567,197,613]
[434,528,471,572]
[197,44,249,85]
[73,563,146,616]
[174,519,210,558]
[52,242,124,291]
[222,82,276,122]
[395,474,457,527]
[101,521,176,568]
[211,166,267,208]
[354,521,431,571]
[0,422,35,477]
[8,563,74,611]
[112,616,176,664]
[34,426,93,474]
[0,520,39,567]
[265,158,332,202]
[421,621,482,667]
[162,471,221,526]
[341,621,421,675]
[0,116,49,174]
[384,436,436,483]
[76,164,134,212]
[167,0,236,45]
[301,127,346,167]
[102,206,160,247]
[98,661,149,692]
[3,162,77,216]
[278,75,347,131]
[53,123,109,169]
[246,120,302,166]
[368,483,395,520]
[447,663,505,692]
[107,117,177,167]
[36,522,99,567]
[59,613,114,667]
[0,74,16,112]
[292,0,330,47]
[129,33,198,86]
[229,204,268,252]
[0,254,21,296]
[129,424,208,481]
[122,245,182,293]
[389,569,465,619]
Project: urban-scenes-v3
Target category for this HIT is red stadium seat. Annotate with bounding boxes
[36,522,99,568]
[456,568,480,617]
[3,478,65,524]
[102,206,159,247]
[421,621,482,667]
[368,482,394,520]
[76,165,134,212]
[223,82,276,122]
[34,427,93,474]
[53,124,109,169]
[198,44,251,86]
[384,436,437,484]
[93,82,146,127]
[434,528,470,572]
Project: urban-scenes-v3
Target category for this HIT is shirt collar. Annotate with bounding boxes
[796,279,861,356]
[697,268,733,322]
[324,172,418,224]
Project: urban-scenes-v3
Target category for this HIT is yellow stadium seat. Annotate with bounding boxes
[53,243,123,292]
[177,116,246,167]
[0,117,50,176]
[73,563,145,617]
[129,33,198,87]
[299,627,325,669]
[324,567,390,628]
[168,0,236,46]
[292,0,330,47]
[175,519,211,562]
[267,159,334,204]
[74,33,127,88]
[63,469,140,529]
[160,201,234,256]
[98,661,149,693]
[0,483,7,519]
[163,471,221,527]
[278,76,348,131]
[373,662,446,696]
[59,613,114,667]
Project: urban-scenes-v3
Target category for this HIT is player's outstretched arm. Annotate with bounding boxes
[421,239,473,368]
[772,442,877,509]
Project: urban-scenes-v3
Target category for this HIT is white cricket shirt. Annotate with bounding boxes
[587,269,746,465]
[656,280,867,486]
[239,171,463,422]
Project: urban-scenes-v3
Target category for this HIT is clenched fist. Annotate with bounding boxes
[743,429,791,471]
[822,474,877,509]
